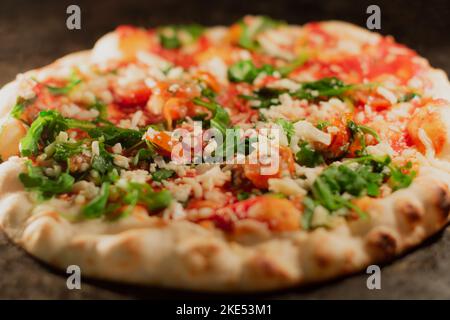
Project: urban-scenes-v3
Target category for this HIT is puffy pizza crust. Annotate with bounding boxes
[0,22,449,292]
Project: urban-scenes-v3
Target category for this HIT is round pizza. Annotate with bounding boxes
[0,16,449,292]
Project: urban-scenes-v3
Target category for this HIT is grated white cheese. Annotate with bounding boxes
[293,120,331,146]
[200,57,228,84]
[268,177,307,196]
[136,51,172,70]
[112,143,123,154]
[376,86,397,105]
[366,142,395,157]
[113,154,130,169]
[16,74,36,100]
[91,141,100,157]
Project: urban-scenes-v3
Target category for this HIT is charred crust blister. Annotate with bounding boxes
[366,228,398,259]
[435,185,450,220]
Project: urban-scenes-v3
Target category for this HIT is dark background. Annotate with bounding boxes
[0,0,450,299]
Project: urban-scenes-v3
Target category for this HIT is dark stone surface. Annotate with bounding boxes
[0,0,449,299]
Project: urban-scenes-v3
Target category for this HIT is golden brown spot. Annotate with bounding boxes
[314,248,333,268]
[435,185,450,221]
[366,228,398,259]
[395,200,424,231]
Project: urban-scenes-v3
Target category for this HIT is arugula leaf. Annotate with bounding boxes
[91,142,114,175]
[347,120,380,155]
[212,128,256,160]
[53,141,84,162]
[399,92,420,102]
[316,121,330,130]
[46,73,81,95]
[237,191,250,201]
[158,24,204,49]
[123,182,172,212]
[20,110,143,158]
[151,169,175,182]
[228,52,307,83]
[82,182,110,219]
[10,97,34,119]
[200,86,217,100]
[228,60,275,83]
[88,125,142,148]
[292,77,352,100]
[239,87,282,109]
[240,77,351,109]
[20,111,69,156]
[19,110,99,157]
[228,60,260,83]
[348,121,380,143]
[81,181,172,220]
[11,103,26,119]
[305,155,416,226]
[192,97,230,135]
[275,118,294,142]
[89,100,108,121]
[388,161,416,191]
[132,148,156,166]
[19,162,74,199]
[296,142,324,168]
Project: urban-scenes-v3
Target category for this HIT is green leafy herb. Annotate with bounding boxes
[158,24,204,49]
[228,60,260,83]
[304,155,416,226]
[240,77,351,110]
[151,169,175,182]
[399,92,420,102]
[19,111,97,157]
[228,60,275,83]
[20,110,143,157]
[200,86,217,100]
[82,182,110,219]
[91,142,114,175]
[347,120,380,155]
[11,103,26,119]
[46,73,81,95]
[19,162,74,199]
[388,161,416,191]
[53,141,84,162]
[296,142,324,168]
[20,111,70,156]
[237,191,250,201]
[316,121,330,130]
[291,77,352,100]
[123,182,172,212]
[239,87,282,109]
[88,125,142,148]
[275,118,294,142]
[89,100,108,121]
[10,97,34,119]
[212,128,256,160]
[132,148,155,165]
[192,97,230,135]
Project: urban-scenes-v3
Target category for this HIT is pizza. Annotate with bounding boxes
[0,15,449,292]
